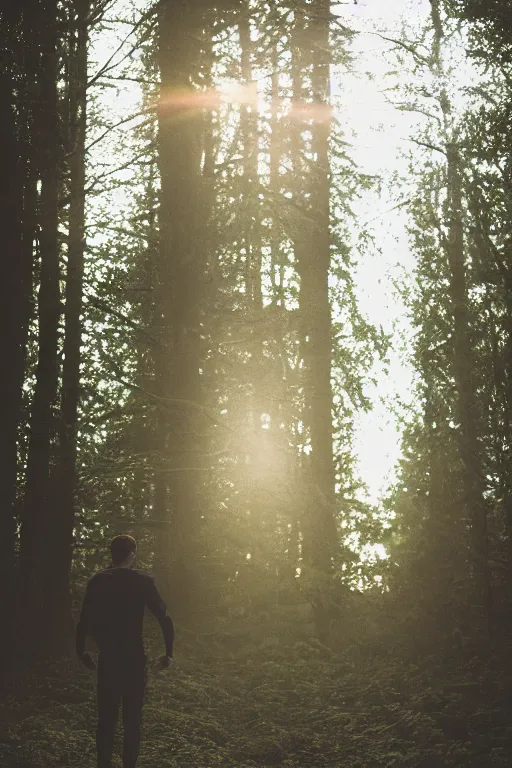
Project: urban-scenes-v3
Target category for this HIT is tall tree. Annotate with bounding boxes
[0,0,33,676]
[298,0,339,576]
[44,0,91,651]
[384,0,497,646]
[155,0,211,616]
[446,0,512,618]
[429,0,491,637]
[19,0,62,651]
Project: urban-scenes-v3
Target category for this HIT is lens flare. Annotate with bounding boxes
[157,81,332,123]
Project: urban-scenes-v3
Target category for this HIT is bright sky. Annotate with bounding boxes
[89,0,432,507]
[334,0,430,503]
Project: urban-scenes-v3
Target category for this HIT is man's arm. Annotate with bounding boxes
[145,578,174,658]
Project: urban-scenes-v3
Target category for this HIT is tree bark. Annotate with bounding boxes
[0,3,31,680]
[269,39,283,306]
[45,0,90,653]
[288,0,339,639]
[155,0,208,617]
[239,4,263,324]
[18,0,62,655]
[445,144,491,637]
[299,0,338,575]
[239,2,269,571]
[290,1,310,589]
[430,0,491,641]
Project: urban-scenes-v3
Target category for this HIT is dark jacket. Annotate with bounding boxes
[76,567,174,659]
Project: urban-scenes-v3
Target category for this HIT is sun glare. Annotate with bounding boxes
[218,79,258,108]
[217,78,332,123]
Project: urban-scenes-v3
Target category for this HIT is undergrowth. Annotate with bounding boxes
[0,623,510,768]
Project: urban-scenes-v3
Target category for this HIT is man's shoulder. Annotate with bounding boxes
[88,569,107,583]
[87,568,112,588]
[87,568,154,587]
[132,569,154,584]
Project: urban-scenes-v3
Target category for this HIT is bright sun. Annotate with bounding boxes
[217,79,259,108]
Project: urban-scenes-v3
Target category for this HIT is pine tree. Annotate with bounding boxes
[19,0,62,654]
[155,0,214,616]
[45,0,91,650]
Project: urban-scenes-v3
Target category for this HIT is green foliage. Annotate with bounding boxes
[380,0,512,642]
[1,623,509,767]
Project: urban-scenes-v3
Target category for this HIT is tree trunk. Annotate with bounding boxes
[239,4,263,326]
[0,4,30,680]
[289,0,338,639]
[290,1,310,591]
[155,0,208,618]
[504,305,512,600]
[429,0,492,643]
[299,0,338,575]
[445,144,491,639]
[18,0,61,655]
[269,39,283,306]
[239,2,269,574]
[45,0,90,653]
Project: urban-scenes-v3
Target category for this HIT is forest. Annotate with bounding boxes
[1,0,512,765]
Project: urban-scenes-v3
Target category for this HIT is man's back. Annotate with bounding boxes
[76,567,174,659]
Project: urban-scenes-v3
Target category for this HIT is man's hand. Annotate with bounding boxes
[80,652,97,671]
[157,654,173,670]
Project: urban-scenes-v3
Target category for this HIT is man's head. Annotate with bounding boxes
[110,534,137,568]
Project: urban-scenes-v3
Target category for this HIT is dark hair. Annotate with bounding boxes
[110,535,137,566]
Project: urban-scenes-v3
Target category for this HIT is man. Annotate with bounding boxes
[76,535,174,768]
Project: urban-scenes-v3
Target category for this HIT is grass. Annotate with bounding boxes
[0,624,510,768]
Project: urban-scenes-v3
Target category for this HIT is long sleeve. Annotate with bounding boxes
[76,582,94,657]
[145,579,174,657]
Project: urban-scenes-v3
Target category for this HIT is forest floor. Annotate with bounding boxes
[1,625,511,768]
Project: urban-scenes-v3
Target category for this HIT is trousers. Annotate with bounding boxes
[96,651,147,768]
